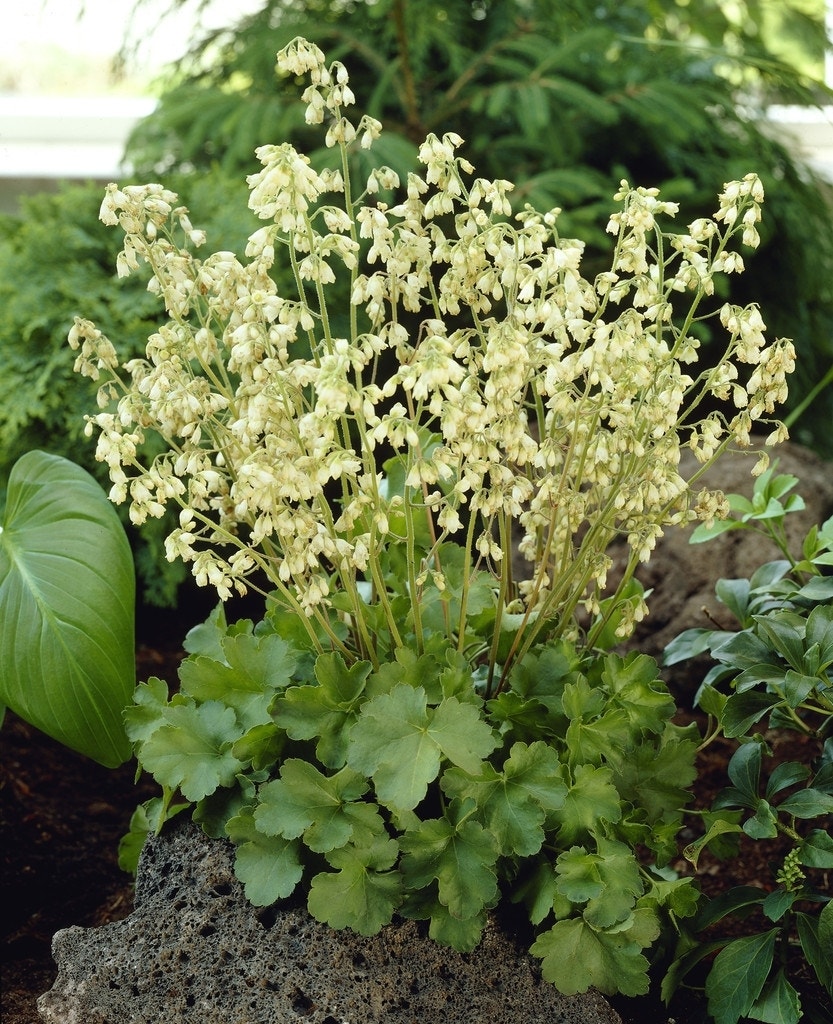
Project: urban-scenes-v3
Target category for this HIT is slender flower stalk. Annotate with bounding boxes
[70,37,794,680]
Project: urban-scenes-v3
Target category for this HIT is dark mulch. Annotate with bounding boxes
[2,615,830,1024]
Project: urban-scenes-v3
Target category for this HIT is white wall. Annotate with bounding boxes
[0,96,154,214]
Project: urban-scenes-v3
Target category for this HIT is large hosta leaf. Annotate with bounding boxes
[0,451,134,766]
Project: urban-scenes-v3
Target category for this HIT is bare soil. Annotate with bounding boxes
[1,613,830,1024]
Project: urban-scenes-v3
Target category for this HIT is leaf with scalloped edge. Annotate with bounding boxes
[307,834,401,935]
[138,699,246,802]
[441,740,566,856]
[255,759,385,853]
[347,684,497,812]
[399,808,499,921]
[226,805,304,907]
[530,917,652,996]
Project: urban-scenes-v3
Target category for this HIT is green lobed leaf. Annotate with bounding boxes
[138,700,246,802]
[178,632,298,730]
[704,929,777,1024]
[307,834,401,936]
[530,917,651,996]
[399,887,487,951]
[600,652,674,732]
[550,763,622,843]
[347,684,497,813]
[607,727,698,824]
[254,760,382,853]
[555,838,643,928]
[272,651,372,768]
[399,810,499,921]
[226,805,304,907]
[124,676,173,745]
[441,740,567,857]
[0,450,134,766]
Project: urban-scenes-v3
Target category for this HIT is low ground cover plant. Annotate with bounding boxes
[664,469,833,1023]
[0,35,817,1017]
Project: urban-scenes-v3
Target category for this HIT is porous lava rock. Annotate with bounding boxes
[38,820,621,1024]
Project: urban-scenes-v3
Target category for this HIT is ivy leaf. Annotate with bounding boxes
[683,814,744,869]
[348,685,497,813]
[704,930,777,1024]
[530,918,651,996]
[441,741,566,856]
[307,834,401,936]
[722,691,781,737]
[549,764,622,843]
[766,762,810,799]
[138,700,245,802]
[273,652,372,768]
[727,741,763,804]
[399,811,499,921]
[762,888,796,923]
[254,760,379,853]
[226,805,304,907]
[783,671,821,709]
[178,632,297,729]
[743,800,778,839]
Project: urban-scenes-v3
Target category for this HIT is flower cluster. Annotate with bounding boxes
[70,37,794,669]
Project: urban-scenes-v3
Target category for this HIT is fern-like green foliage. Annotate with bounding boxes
[0,171,261,606]
[125,0,833,455]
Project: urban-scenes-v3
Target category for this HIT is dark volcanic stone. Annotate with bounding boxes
[38,820,621,1024]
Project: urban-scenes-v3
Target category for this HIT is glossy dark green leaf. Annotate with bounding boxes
[705,929,777,1024]
[766,761,810,798]
[727,742,763,802]
[796,905,833,994]
[777,788,833,819]
[0,451,134,766]
[722,691,780,738]
[799,830,833,869]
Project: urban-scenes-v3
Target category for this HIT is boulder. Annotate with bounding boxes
[612,441,833,692]
[38,820,621,1024]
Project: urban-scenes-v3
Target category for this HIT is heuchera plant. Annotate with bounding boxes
[62,37,797,998]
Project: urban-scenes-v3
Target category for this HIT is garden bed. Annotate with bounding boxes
[2,629,828,1024]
